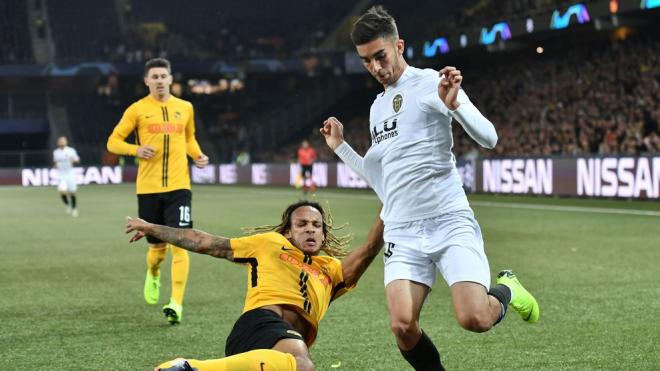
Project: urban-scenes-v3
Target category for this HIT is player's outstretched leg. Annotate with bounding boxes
[496,270,540,323]
[155,349,297,371]
[156,358,196,371]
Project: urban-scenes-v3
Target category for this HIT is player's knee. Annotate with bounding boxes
[151,242,167,250]
[295,355,315,371]
[456,311,492,333]
[171,247,189,260]
[390,317,419,340]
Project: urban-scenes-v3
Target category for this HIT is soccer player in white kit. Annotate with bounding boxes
[53,136,80,217]
[320,6,539,370]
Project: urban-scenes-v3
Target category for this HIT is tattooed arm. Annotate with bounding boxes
[125,217,234,260]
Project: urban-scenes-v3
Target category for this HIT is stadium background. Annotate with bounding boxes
[1,0,659,370]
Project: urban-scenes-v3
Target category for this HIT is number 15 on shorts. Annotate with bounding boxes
[384,242,395,258]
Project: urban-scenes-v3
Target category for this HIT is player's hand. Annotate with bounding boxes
[438,66,462,111]
[125,216,151,243]
[320,117,345,150]
[136,145,156,160]
[194,154,209,168]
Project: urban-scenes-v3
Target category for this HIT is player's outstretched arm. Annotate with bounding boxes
[125,217,234,260]
[340,213,384,287]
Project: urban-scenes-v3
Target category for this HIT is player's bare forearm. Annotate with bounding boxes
[147,225,234,260]
[341,216,384,287]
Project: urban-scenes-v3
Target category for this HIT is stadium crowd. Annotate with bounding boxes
[77,32,660,164]
[3,0,599,65]
[45,0,353,64]
[282,33,659,162]
[454,34,660,158]
[2,1,658,165]
[0,0,33,63]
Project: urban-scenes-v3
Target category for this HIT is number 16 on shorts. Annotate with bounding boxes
[178,205,191,227]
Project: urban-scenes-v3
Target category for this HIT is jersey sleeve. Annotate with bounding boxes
[417,75,497,148]
[107,104,140,156]
[329,258,355,302]
[449,90,498,149]
[185,103,203,159]
[229,232,271,260]
[417,75,466,116]
[334,142,366,178]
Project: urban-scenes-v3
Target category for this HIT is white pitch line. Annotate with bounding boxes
[470,201,660,217]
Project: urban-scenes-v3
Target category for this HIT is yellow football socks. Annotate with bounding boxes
[170,245,189,304]
[147,245,168,276]
[146,245,189,307]
[157,349,297,371]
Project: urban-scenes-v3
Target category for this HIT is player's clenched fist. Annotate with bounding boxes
[320,117,345,150]
[194,154,209,168]
[438,66,463,111]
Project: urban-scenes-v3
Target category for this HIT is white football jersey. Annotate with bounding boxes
[53,146,79,173]
[336,66,497,223]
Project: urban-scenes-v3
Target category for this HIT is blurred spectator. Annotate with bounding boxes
[46,0,355,63]
[0,0,34,63]
[235,150,251,165]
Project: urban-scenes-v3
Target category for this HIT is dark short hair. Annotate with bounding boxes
[144,58,171,76]
[351,5,399,46]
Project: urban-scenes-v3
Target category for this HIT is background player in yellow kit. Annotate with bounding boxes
[125,200,384,371]
[108,58,209,324]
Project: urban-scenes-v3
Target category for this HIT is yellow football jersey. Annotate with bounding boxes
[107,94,203,194]
[230,231,354,346]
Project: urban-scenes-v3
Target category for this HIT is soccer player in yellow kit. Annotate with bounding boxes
[108,58,209,324]
[125,200,384,371]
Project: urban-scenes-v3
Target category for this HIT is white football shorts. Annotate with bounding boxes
[57,172,78,192]
[383,209,491,289]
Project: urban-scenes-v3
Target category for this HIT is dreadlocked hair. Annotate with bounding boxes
[242,200,353,257]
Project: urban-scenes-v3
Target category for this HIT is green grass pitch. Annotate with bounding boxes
[2,184,659,370]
